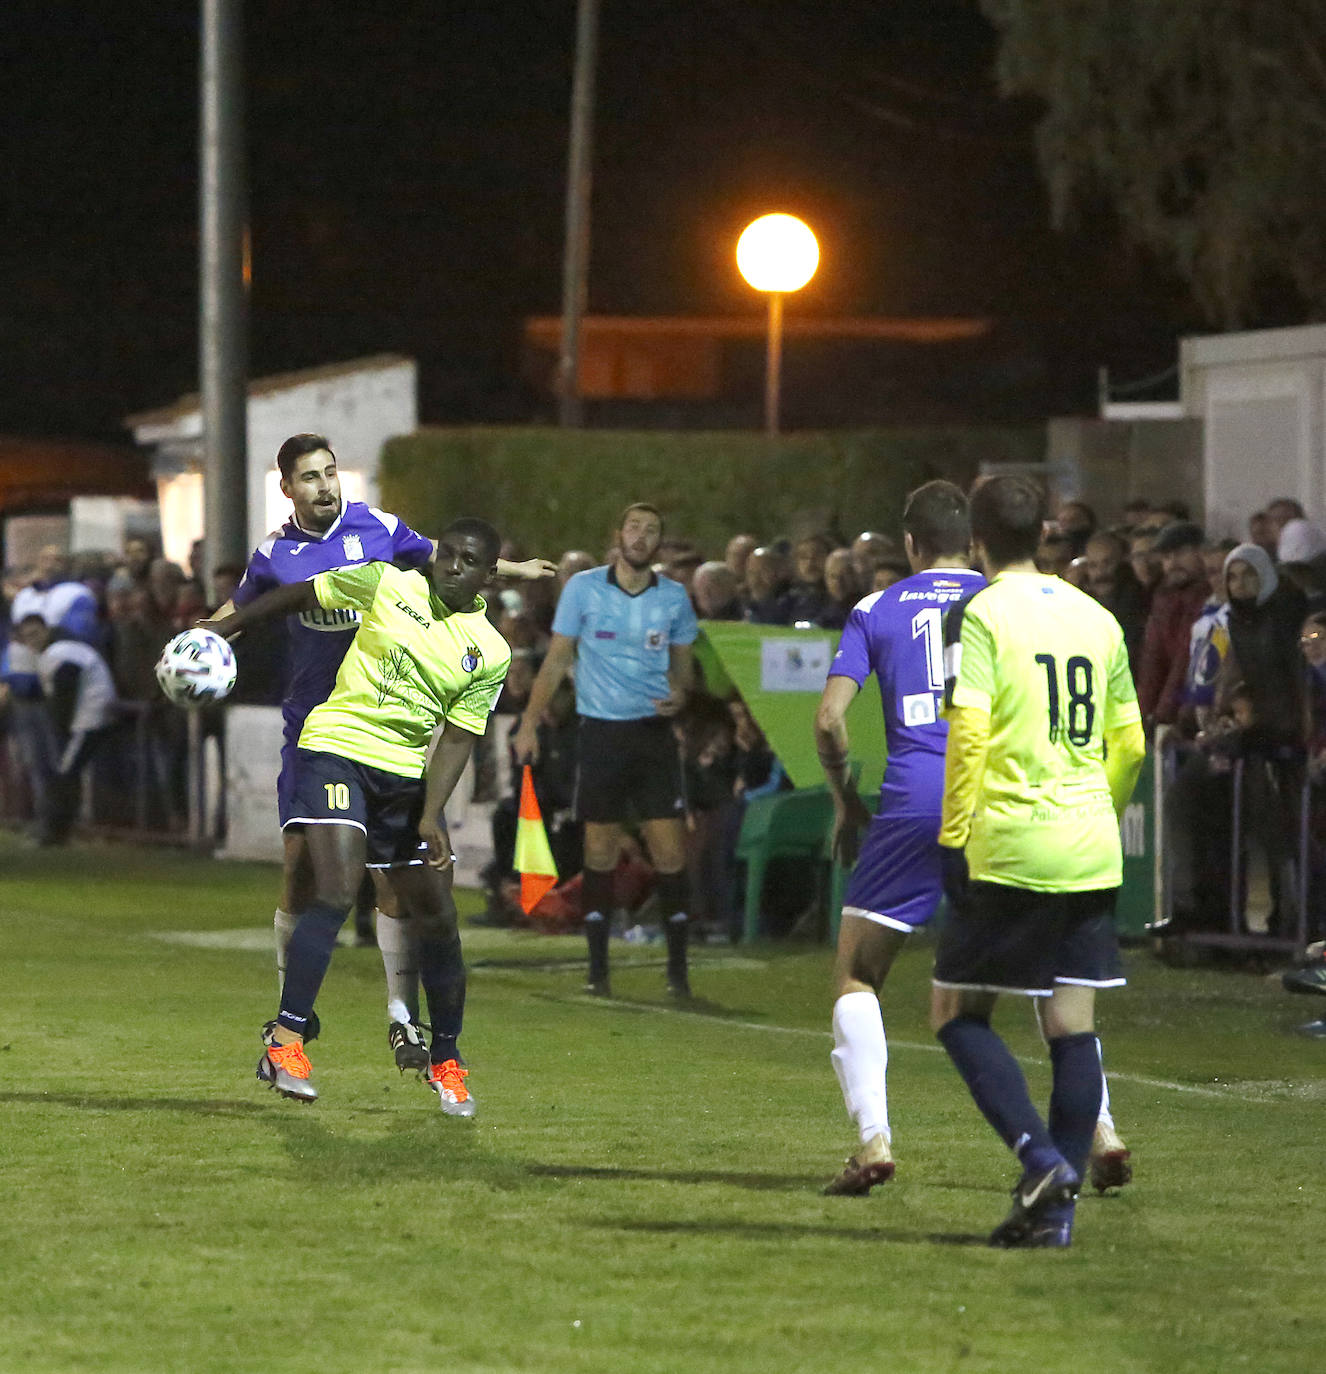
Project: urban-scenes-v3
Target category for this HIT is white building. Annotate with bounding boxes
[1180,323,1326,537]
[126,354,417,566]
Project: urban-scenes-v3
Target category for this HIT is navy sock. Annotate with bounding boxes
[277,900,347,1036]
[937,1015,1059,1172]
[1048,1031,1103,1184]
[418,927,466,1063]
[583,868,614,981]
[656,870,689,981]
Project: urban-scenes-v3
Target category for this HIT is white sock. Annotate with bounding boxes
[376,909,419,1022]
[274,909,298,995]
[1096,1036,1115,1131]
[830,990,891,1145]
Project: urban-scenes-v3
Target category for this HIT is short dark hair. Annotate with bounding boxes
[969,474,1046,566]
[618,502,663,533]
[443,516,501,566]
[903,480,969,559]
[276,434,334,481]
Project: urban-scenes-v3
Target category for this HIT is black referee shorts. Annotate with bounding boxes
[933,881,1124,996]
[573,716,686,825]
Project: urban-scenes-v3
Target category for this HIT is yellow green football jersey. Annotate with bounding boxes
[298,562,511,778]
[944,571,1141,892]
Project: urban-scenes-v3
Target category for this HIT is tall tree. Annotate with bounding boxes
[980,0,1326,326]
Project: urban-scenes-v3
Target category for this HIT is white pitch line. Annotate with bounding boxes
[570,995,1258,1102]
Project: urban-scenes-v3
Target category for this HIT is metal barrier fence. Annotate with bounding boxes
[1153,727,1312,955]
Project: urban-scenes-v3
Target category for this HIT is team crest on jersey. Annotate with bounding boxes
[342,533,364,561]
[461,645,481,673]
[645,629,666,650]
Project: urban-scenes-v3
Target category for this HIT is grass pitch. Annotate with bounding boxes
[0,832,1323,1373]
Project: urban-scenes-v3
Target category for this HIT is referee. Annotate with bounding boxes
[932,475,1145,1249]
[514,503,698,997]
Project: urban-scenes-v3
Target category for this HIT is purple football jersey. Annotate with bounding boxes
[829,567,986,815]
[233,501,433,737]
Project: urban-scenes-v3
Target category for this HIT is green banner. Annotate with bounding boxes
[695,622,888,791]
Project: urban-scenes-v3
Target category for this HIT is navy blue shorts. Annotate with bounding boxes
[841,812,943,933]
[282,748,429,869]
[933,883,1124,996]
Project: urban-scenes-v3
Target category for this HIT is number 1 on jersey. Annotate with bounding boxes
[911,608,944,692]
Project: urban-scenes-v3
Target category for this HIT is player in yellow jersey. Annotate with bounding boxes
[932,475,1145,1248]
[206,518,511,1113]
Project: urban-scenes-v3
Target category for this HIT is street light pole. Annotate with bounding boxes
[764,291,783,438]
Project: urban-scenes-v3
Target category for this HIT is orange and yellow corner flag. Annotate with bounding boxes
[514,765,559,914]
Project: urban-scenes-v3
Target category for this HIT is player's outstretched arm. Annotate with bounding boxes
[497,556,558,582]
[200,580,320,640]
[420,721,480,869]
[512,633,577,765]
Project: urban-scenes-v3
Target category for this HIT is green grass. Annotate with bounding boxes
[0,832,1323,1373]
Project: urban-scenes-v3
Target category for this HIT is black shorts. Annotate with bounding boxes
[283,748,430,869]
[573,716,686,825]
[933,882,1124,996]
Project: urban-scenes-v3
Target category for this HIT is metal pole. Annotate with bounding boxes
[764,291,784,438]
[200,0,249,582]
[558,0,600,428]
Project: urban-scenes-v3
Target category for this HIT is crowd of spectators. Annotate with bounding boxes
[9,495,1326,960]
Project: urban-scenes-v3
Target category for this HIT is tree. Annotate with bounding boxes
[980,0,1326,326]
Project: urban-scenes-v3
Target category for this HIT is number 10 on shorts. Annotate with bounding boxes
[324,782,351,810]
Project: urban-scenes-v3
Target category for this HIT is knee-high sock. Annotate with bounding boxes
[278,900,347,1036]
[1048,1032,1104,1182]
[274,908,298,995]
[830,991,890,1144]
[937,1015,1059,1172]
[656,870,689,982]
[418,928,466,1063]
[376,909,420,1023]
[1095,1036,1115,1130]
[583,868,614,982]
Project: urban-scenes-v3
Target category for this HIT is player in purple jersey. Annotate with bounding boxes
[213,434,553,1069]
[815,482,984,1194]
[815,481,1131,1197]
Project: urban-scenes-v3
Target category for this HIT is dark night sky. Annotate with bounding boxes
[4,0,1202,441]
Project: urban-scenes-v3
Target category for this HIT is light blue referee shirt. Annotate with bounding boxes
[552,566,698,721]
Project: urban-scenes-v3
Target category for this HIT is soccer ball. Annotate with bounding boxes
[155,628,238,706]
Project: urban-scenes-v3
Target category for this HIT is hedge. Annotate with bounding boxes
[379,425,1044,555]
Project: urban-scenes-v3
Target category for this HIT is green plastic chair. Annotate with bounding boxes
[735,786,837,941]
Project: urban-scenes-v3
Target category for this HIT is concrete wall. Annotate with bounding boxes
[1181,324,1326,538]
[1046,416,1204,526]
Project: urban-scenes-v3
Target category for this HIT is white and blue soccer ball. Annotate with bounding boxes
[154,628,238,706]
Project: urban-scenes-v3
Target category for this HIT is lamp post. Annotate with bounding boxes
[736,213,819,437]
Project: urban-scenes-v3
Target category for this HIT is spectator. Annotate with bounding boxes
[1179,542,1237,729]
[816,547,860,630]
[1084,531,1147,668]
[1137,522,1208,728]
[1128,528,1164,613]
[188,538,207,586]
[724,533,758,591]
[557,550,596,590]
[1057,500,1097,557]
[1276,518,1326,611]
[1035,531,1074,579]
[173,579,208,632]
[743,546,792,624]
[119,535,155,588]
[677,693,740,936]
[14,614,118,845]
[1248,511,1278,559]
[1216,543,1307,746]
[1123,497,1152,526]
[783,534,832,624]
[1267,498,1307,542]
[146,558,186,623]
[849,531,901,588]
[693,561,743,621]
[1064,555,1090,590]
[209,562,244,613]
[10,545,100,646]
[663,546,703,600]
[870,560,910,593]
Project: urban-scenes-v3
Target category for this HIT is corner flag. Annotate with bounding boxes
[514,765,559,913]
